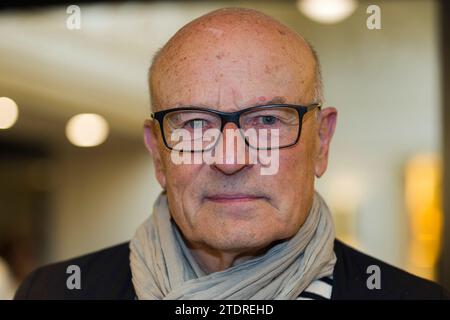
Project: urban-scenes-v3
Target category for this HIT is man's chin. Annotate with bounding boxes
[201,201,272,221]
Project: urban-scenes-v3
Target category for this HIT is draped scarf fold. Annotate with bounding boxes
[129,191,336,300]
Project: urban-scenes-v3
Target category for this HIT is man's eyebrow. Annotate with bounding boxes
[263,97,287,105]
[248,96,287,107]
[168,97,288,110]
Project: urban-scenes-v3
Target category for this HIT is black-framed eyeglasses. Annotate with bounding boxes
[148,103,321,152]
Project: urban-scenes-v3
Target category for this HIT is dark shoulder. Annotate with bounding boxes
[14,242,135,300]
[332,239,449,300]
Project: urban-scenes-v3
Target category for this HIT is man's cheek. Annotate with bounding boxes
[278,152,312,190]
[166,163,202,189]
[278,151,302,173]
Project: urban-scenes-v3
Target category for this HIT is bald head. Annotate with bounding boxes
[148,7,323,111]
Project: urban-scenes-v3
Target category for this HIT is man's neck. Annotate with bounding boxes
[185,239,279,274]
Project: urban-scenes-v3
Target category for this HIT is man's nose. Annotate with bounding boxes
[211,122,254,175]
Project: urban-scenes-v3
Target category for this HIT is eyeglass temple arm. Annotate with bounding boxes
[306,102,322,112]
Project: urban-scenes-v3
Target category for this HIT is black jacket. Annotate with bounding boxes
[14,239,449,300]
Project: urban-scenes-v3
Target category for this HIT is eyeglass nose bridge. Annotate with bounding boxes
[214,111,256,151]
[218,112,242,132]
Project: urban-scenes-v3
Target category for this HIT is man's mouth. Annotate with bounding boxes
[205,194,266,203]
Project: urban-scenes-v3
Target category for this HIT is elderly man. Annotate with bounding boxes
[15,8,448,300]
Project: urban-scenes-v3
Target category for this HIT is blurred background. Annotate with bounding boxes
[1,0,449,299]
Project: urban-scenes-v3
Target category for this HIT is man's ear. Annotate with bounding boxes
[314,107,337,178]
[144,119,167,189]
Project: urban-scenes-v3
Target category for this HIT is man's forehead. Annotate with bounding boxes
[152,43,315,110]
[153,57,315,111]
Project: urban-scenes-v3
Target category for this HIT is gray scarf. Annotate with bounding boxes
[129,191,336,300]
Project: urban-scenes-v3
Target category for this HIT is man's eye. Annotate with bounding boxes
[257,115,279,125]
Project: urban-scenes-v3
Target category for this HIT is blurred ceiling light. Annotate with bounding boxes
[66,113,109,147]
[0,97,19,129]
[297,0,358,24]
